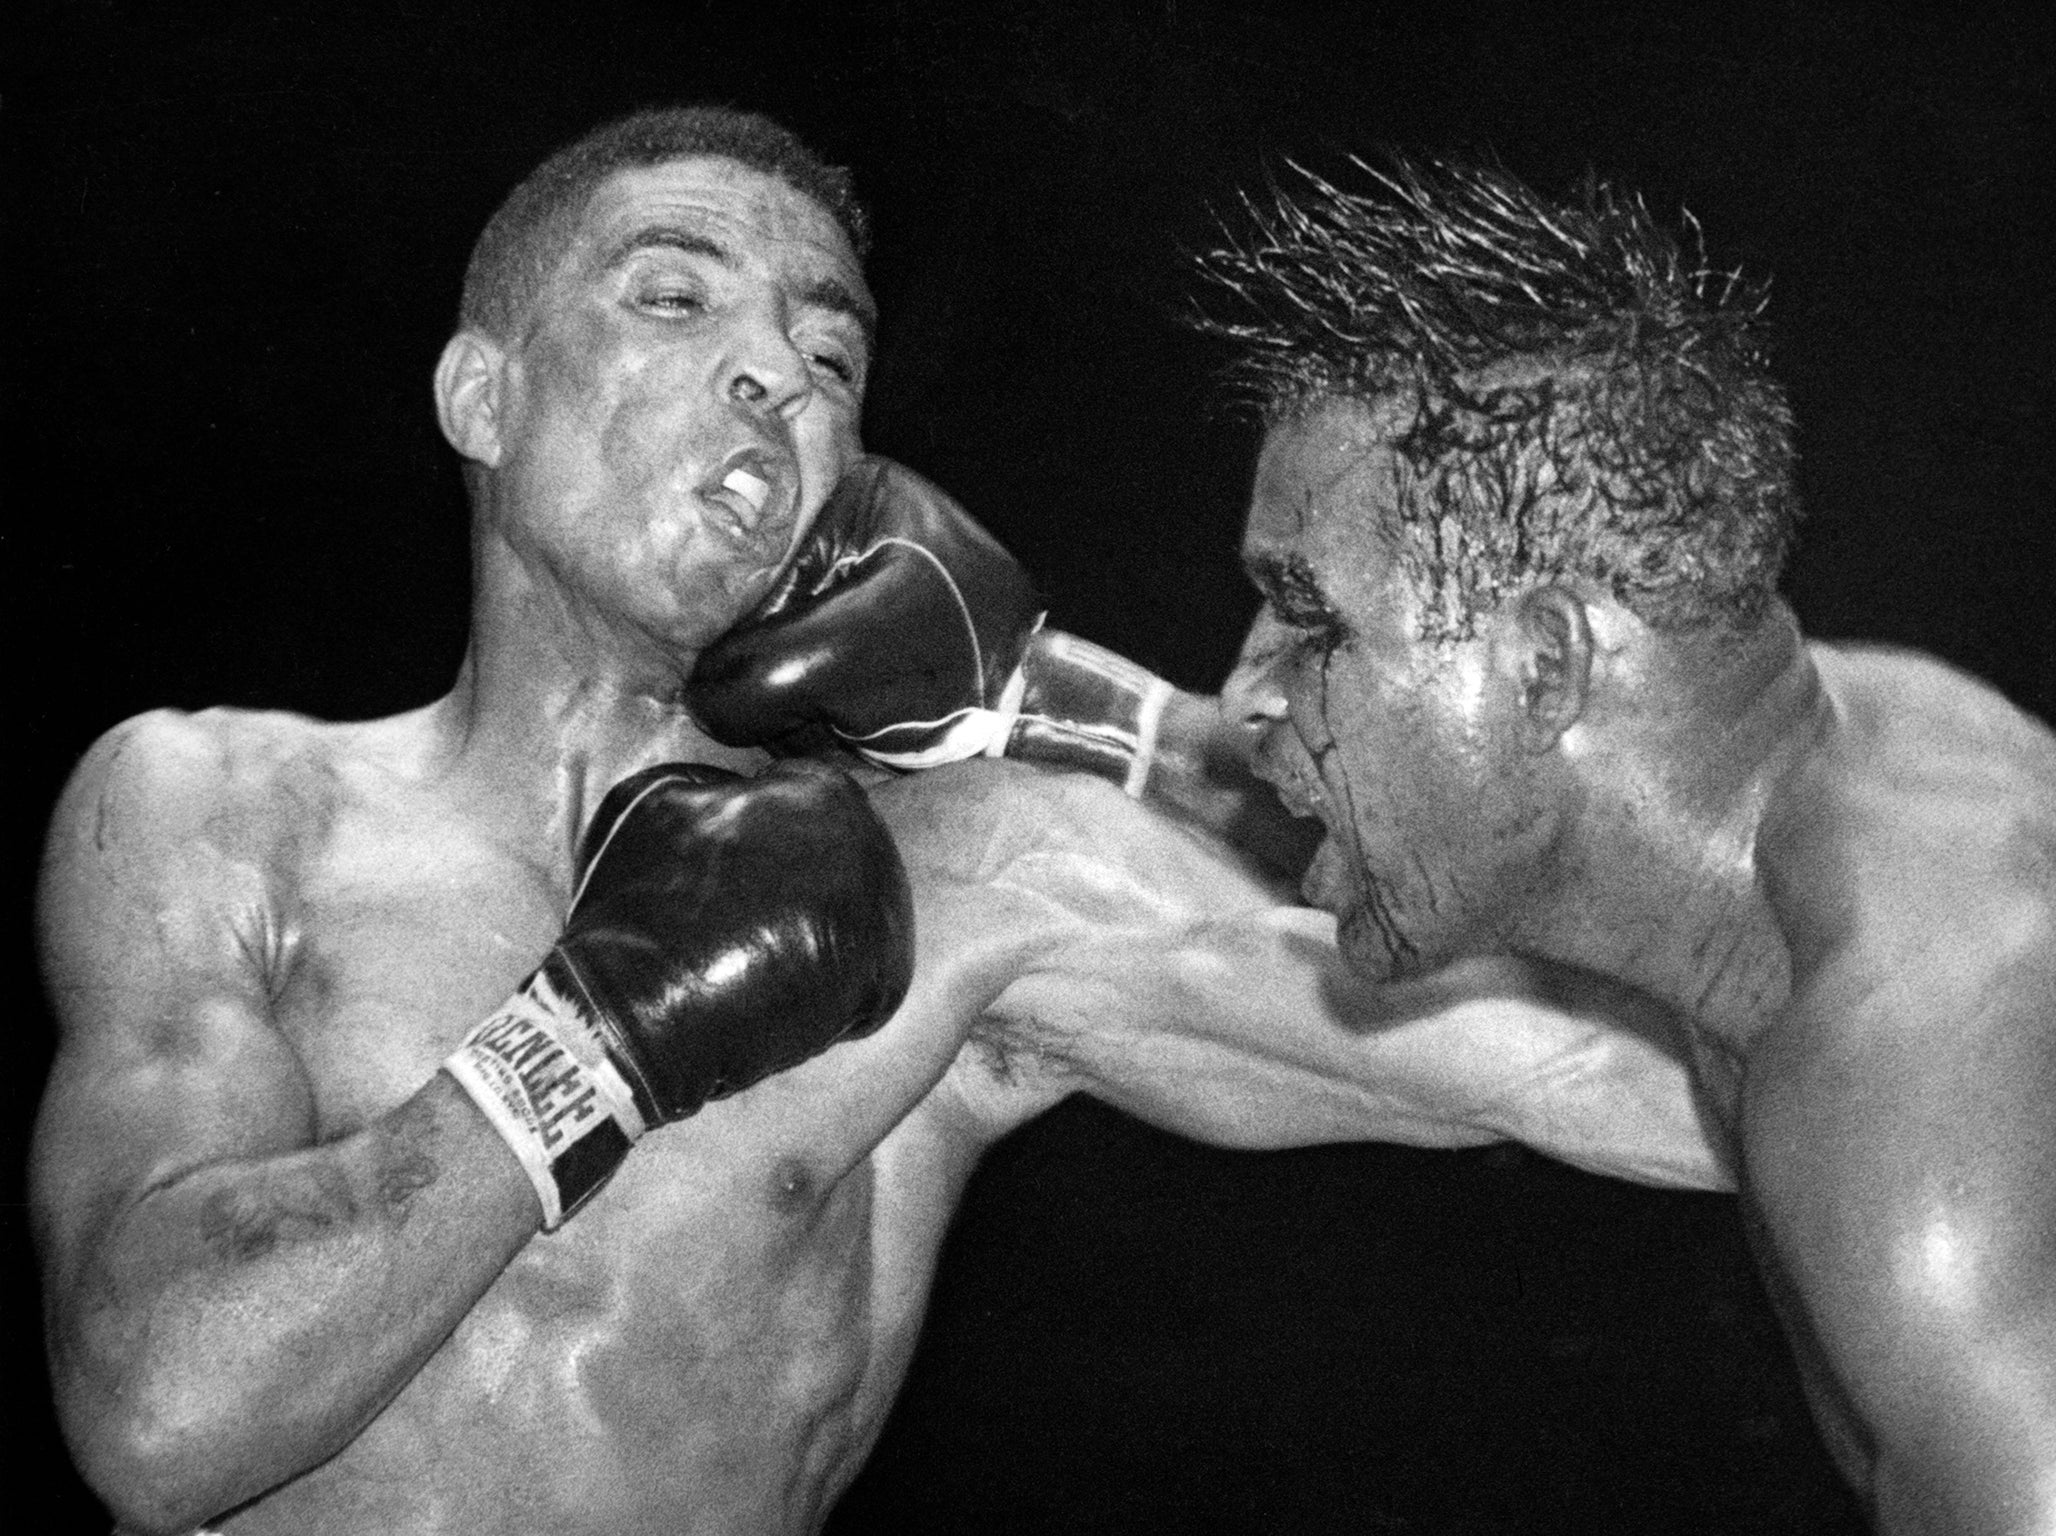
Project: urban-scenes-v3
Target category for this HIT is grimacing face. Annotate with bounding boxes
[472,155,876,652]
[1225,396,1552,981]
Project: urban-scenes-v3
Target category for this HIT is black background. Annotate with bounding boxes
[10,3,2051,1531]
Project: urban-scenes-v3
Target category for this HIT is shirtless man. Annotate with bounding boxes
[1209,160,2056,1533]
[32,110,1722,1535]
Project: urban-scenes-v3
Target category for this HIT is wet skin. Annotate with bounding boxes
[1228,396,1556,986]
[35,165,1725,1535]
[1226,395,2056,1533]
[36,712,1725,1535]
[444,155,876,660]
[33,706,1250,1531]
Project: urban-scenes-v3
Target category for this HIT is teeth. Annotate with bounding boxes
[721,466,771,514]
[1280,775,1323,819]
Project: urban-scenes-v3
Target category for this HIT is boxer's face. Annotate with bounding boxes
[483,155,874,651]
[1229,396,1545,981]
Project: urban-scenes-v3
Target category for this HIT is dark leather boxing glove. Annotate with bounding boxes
[689,455,1176,795]
[445,760,913,1228]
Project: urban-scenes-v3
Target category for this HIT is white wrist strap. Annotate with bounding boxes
[445,971,646,1230]
[847,665,1025,771]
[843,631,1170,800]
[980,663,1030,758]
[1014,631,1171,798]
[1123,671,1172,799]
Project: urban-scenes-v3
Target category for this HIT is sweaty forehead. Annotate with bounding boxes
[572,156,864,280]
[1243,395,1407,557]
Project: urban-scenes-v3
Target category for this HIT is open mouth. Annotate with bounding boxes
[698,450,795,551]
[1254,753,1348,903]
[721,463,772,514]
[1259,755,1328,823]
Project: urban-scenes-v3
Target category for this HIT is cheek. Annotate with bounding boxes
[1304,661,1481,829]
[593,361,697,487]
[525,327,679,476]
[525,312,618,418]
[1282,654,1404,829]
[1285,646,1410,764]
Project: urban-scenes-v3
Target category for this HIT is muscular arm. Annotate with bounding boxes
[995,906,1729,1190]
[898,763,1727,1192]
[32,714,540,1533]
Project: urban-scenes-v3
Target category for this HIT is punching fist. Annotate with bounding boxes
[688,456,1176,796]
[446,760,914,1228]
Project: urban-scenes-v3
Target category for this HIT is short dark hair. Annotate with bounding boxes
[1197,158,1797,635]
[460,105,871,343]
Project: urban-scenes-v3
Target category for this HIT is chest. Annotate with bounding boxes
[264,797,978,1206]
[267,813,558,1112]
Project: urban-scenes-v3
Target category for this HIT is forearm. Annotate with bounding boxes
[999,910,1731,1193]
[55,1074,538,1531]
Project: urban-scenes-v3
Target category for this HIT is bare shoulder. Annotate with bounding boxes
[38,704,428,1028]
[1812,641,2056,770]
[55,705,322,826]
[1805,641,2056,848]
[866,757,1294,923]
[1775,642,2056,1008]
[46,707,335,891]
[46,701,443,854]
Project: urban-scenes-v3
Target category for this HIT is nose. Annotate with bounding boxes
[1222,611,1293,739]
[725,308,812,419]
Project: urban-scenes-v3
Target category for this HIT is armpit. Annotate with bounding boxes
[964,1004,1084,1090]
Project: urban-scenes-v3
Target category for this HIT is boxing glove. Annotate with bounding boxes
[688,455,1176,796]
[445,760,913,1228]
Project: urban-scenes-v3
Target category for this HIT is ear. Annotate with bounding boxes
[434,330,511,468]
[1502,585,1594,753]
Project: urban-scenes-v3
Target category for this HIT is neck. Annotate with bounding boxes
[1510,607,1827,1046]
[422,543,760,882]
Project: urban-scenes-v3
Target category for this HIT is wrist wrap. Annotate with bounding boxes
[844,630,1171,798]
[444,970,649,1230]
[1003,630,1173,799]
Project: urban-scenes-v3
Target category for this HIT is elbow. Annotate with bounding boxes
[60,1364,268,1534]
[71,1435,221,1535]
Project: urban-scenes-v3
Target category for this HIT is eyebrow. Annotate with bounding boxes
[608,224,878,346]
[795,273,879,347]
[609,226,730,267]
[1244,552,1338,615]
[1242,551,1296,597]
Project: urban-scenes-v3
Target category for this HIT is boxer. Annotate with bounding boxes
[1203,157,2056,1532]
[34,110,1722,1535]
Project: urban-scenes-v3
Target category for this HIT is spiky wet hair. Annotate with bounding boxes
[1197,158,1798,636]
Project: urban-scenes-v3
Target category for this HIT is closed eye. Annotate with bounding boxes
[807,350,856,385]
[1249,555,1348,650]
[639,288,705,315]
[1275,598,1347,651]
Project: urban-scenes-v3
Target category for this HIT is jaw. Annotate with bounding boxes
[1333,875,1431,984]
[1298,830,1416,983]
[1250,755,1409,979]
[1309,818,1546,986]
[1253,732,1490,982]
